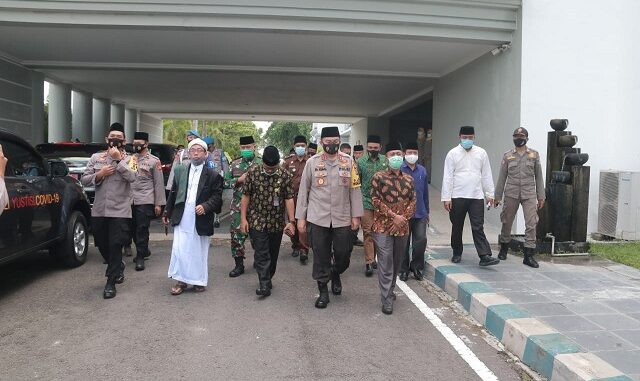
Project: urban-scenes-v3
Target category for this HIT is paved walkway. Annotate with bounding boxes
[427,245,640,380]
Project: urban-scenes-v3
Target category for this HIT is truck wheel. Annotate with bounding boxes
[51,211,88,268]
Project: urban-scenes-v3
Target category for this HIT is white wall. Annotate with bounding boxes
[520,0,640,232]
[431,10,523,226]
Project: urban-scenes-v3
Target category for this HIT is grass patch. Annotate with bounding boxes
[590,242,640,269]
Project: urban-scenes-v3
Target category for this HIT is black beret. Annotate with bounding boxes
[109,122,124,133]
[404,142,419,151]
[262,146,280,166]
[385,141,403,152]
[308,143,318,150]
[459,126,475,135]
[353,144,364,152]
[240,135,255,145]
[294,135,307,144]
[134,132,149,141]
[367,135,381,144]
[320,126,340,139]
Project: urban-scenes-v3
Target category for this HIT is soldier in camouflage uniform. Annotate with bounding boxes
[225,135,261,277]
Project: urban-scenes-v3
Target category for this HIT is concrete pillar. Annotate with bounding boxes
[138,113,163,143]
[350,118,368,146]
[29,71,45,144]
[92,98,110,140]
[48,82,72,142]
[110,103,125,126]
[124,108,137,140]
[71,90,92,142]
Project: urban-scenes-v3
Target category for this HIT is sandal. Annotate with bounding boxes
[194,286,206,293]
[171,282,187,295]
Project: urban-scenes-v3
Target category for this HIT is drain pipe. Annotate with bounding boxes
[545,233,590,257]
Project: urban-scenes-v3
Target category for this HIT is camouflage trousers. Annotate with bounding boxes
[230,210,248,258]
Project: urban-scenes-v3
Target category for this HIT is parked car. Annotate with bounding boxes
[36,142,106,204]
[124,143,176,186]
[1,130,92,267]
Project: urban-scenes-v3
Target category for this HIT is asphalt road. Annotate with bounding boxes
[0,240,526,381]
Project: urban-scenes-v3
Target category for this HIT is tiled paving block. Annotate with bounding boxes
[470,293,513,328]
[433,265,467,289]
[603,299,640,314]
[610,330,640,349]
[553,352,632,381]
[502,317,557,359]
[539,271,585,281]
[483,280,531,292]
[522,333,583,379]
[519,302,573,317]
[557,279,609,291]
[584,314,640,331]
[443,273,480,298]
[540,315,602,333]
[457,282,494,311]
[537,290,584,304]
[425,259,455,280]
[629,313,640,322]
[485,304,530,340]
[524,279,573,293]
[596,350,640,375]
[501,290,552,304]
[564,301,617,315]
[504,271,545,281]
[566,331,637,352]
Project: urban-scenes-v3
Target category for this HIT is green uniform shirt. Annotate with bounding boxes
[225,156,262,213]
[357,153,388,210]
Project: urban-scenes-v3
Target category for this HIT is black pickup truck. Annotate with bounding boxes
[0,130,91,267]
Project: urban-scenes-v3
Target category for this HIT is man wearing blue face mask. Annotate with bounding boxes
[442,126,499,267]
[282,135,309,263]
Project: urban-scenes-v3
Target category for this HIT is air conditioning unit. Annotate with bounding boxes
[598,170,640,240]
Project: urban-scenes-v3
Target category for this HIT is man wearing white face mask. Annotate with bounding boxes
[441,126,499,267]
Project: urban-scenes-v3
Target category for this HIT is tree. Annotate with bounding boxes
[264,121,312,156]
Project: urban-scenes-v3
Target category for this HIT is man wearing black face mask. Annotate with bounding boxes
[494,127,545,268]
[128,132,166,270]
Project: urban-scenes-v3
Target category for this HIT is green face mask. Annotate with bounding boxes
[241,149,254,160]
[388,155,404,170]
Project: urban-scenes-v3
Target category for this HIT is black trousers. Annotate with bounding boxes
[401,217,428,272]
[249,229,283,286]
[449,198,491,257]
[132,204,154,260]
[92,217,130,281]
[308,223,352,283]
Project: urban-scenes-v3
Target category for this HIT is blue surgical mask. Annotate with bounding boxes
[294,146,306,156]
[460,139,474,150]
[388,156,404,170]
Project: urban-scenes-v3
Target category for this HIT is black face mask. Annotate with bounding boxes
[368,150,379,159]
[134,144,146,152]
[108,138,124,149]
[323,143,338,155]
[513,138,527,147]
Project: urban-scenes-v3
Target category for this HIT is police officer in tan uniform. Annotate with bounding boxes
[296,126,363,309]
[282,135,309,263]
[130,132,166,271]
[494,127,545,268]
[82,123,137,299]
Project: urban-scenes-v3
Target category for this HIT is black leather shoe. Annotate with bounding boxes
[135,257,145,271]
[229,258,245,277]
[315,282,330,308]
[412,269,424,281]
[479,255,500,266]
[115,273,125,284]
[365,264,373,277]
[331,271,342,295]
[498,243,509,260]
[144,250,151,259]
[382,304,393,315]
[103,283,116,299]
[451,255,462,263]
[372,261,378,270]
[399,272,409,281]
[292,249,300,258]
[300,252,308,264]
[256,286,271,297]
[523,248,539,268]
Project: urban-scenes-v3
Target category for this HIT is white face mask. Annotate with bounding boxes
[405,154,418,164]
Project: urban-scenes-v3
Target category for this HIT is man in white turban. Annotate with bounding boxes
[163,138,224,294]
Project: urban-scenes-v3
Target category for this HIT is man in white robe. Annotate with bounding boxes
[163,138,223,294]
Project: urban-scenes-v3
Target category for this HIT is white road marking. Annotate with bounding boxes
[397,280,499,381]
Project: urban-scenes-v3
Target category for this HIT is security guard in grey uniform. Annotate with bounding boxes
[296,126,363,309]
[82,123,137,298]
[130,131,166,271]
[494,127,545,268]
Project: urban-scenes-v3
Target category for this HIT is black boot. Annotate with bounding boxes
[365,264,373,277]
[315,282,330,308]
[523,248,539,268]
[103,280,116,299]
[135,257,145,271]
[292,249,300,258]
[498,243,509,260]
[479,255,500,266]
[229,257,245,277]
[300,251,308,264]
[331,269,342,295]
[256,282,271,297]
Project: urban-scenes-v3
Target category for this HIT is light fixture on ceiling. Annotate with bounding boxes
[491,43,511,56]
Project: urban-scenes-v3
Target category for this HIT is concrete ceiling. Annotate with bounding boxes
[0,1,519,120]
